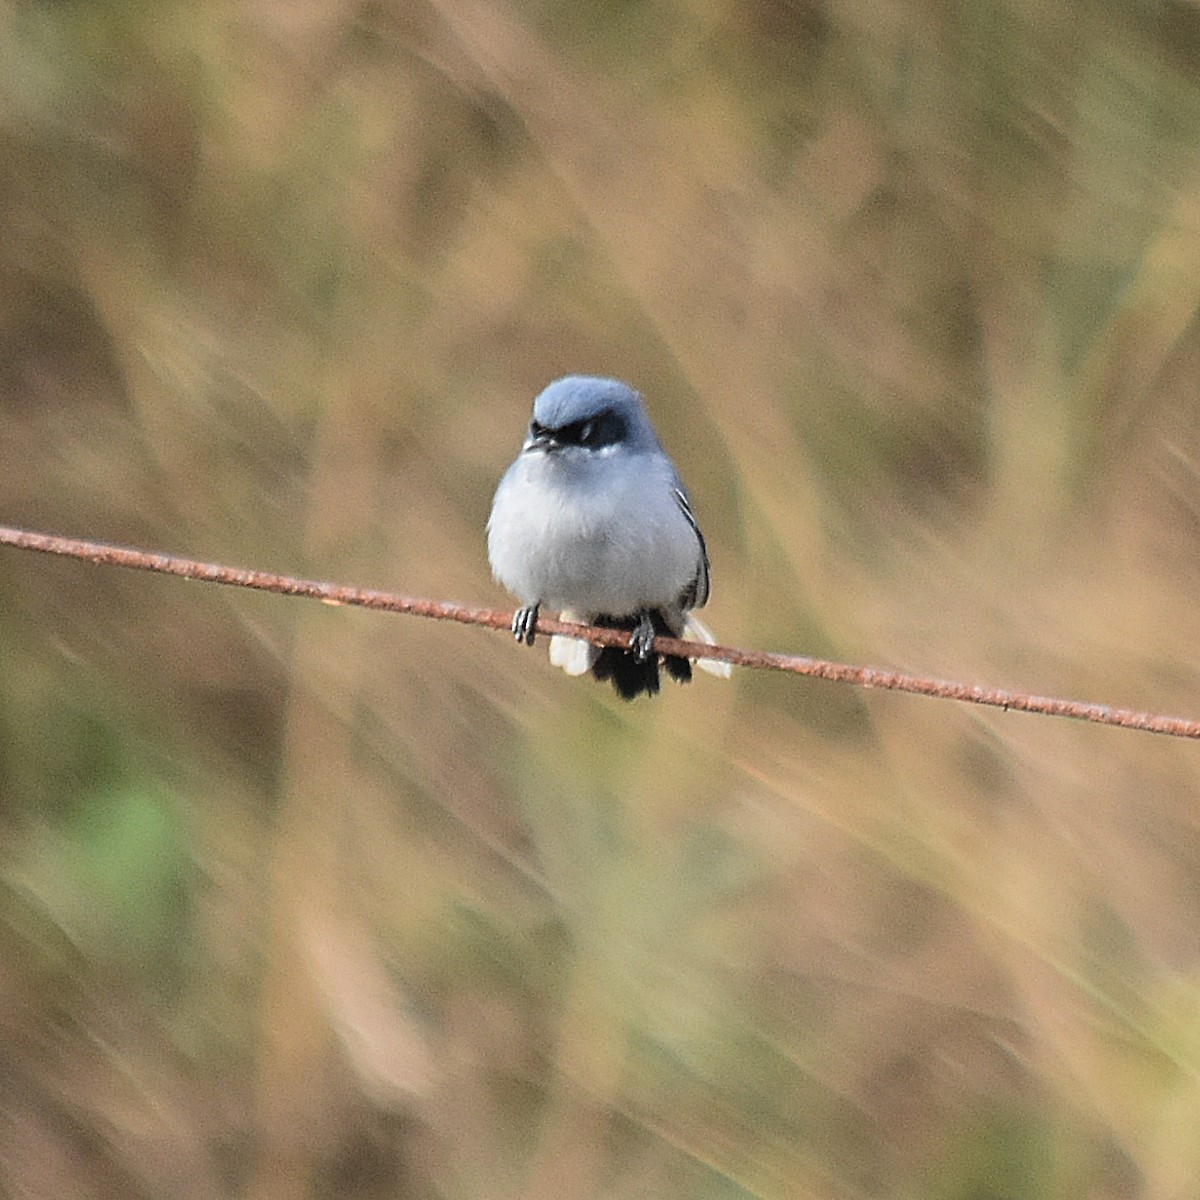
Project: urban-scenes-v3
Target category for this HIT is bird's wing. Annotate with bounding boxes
[672,486,711,609]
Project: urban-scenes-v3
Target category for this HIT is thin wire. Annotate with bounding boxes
[2,523,1198,739]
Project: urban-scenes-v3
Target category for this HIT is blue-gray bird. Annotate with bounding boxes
[487,375,730,699]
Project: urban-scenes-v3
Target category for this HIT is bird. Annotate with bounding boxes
[487,375,730,699]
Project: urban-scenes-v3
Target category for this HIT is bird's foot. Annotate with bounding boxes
[630,610,656,663]
[512,603,540,646]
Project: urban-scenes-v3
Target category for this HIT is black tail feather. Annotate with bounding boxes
[589,611,691,700]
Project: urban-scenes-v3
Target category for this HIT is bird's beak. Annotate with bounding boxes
[525,430,560,453]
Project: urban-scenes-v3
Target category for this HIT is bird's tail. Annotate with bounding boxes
[548,611,600,676]
[550,609,729,700]
[680,615,733,678]
[590,611,683,699]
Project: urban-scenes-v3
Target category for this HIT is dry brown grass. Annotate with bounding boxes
[5,1,1200,1196]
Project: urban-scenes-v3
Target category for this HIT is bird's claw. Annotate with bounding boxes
[630,612,656,663]
[512,603,540,646]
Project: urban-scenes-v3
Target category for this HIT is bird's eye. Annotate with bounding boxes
[578,420,595,445]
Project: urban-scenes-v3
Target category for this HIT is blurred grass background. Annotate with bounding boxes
[4,0,1200,1196]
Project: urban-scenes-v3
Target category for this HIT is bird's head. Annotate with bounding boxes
[523,376,661,459]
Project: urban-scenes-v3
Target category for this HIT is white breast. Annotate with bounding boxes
[487,450,700,617]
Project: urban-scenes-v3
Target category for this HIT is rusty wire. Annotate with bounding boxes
[1,523,1198,739]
